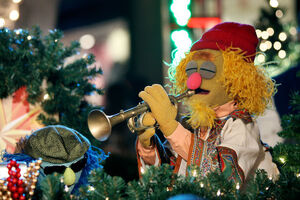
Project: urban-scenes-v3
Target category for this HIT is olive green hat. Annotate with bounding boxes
[24,125,90,164]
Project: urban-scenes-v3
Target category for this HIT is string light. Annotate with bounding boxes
[259,42,268,52]
[257,54,266,63]
[289,27,297,36]
[217,189,221,196]
[236,183,240,190]
[27,35,32,40]
[266,27,274,36]
[88,186,95,191]
[269,0,279,8]
[261,31,269,39]
[13,0,22,3]
[265,41,272,49]
[256,29,262,38]
[192,169,197,177]
[0,18,5,28]
[200,182,204,188]
[279,156,286,163]
[279,32,287,41]
[140,167,145,174]
[278,50,286,59]
[9,10,19,21]
[274,41,282,50]
[275,10,283,18]
[43,94,50,100]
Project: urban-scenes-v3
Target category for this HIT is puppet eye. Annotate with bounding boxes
[185,61,198,77]
[199,61,216,79]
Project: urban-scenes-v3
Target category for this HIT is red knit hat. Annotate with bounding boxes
[190,22,258,62]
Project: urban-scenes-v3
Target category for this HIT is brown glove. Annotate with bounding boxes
[138,84,178,137]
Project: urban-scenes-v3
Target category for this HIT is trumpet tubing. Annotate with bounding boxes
[87,90,195,141]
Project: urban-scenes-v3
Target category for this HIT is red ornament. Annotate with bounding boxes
[19,195,26,200]
[7,163,12,169]
[12,192,19,199]
[17,187,24,194]
[11,185,17,192]
[12,177,18,184]
[10,160,17,166]
[17,179,23,186]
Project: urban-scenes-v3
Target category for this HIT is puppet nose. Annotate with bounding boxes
[187,72,202,90]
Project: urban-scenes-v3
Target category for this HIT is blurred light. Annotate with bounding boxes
[256,29,262,38]
[0,18,5,27]
[236,183,240,190]
[187,17,221,29]
[79,34,95,50]
[27,35,32,40]
[9,10,19,21]
[261,31,269,39]
[170,0,191,26]
[217,189,221,196]
[200,182,204,188]
[265,41,272,49]
[140,167,145,174]
[257,54,266,62]
[289,27,297,36]
[274,41,282,50]
[259,42,268,51]
[43,94,50,100]
[279,32,287,41]
[266,27,274,36]
[15,29,21,34]
[269,0,279,8]
[13,0,22,3]
[107,28,130,63]
[171,30,192,51]
[278,50,286,59]
[275,10,283,18]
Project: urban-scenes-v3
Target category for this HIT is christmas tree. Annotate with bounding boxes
[254,0,300,76]
[0,26,103,147]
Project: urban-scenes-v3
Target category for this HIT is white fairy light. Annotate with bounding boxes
[192,169,197,177]
[261,31,269,39]
[9,10,19,21]
[269,0,279,8]
[266,27,274,36]
[140,167,145,174]
[289,27,297,36]
[265,41,272,49]
[236,182,240,190]
[0,18,5,28]
[27,35,32,40]
[278,50,286,59]
[275,10,283,18]
[217,189,221,196]
[256,29,262,38]
[88,186,95,191]
[257,54,266,63]
[259,42,268,52]
[274,41,282,50]
[43,94,50,100]
[279,156,286,163]
[200,182,204,188]
[279,32,287,41]
[13,0,22,3]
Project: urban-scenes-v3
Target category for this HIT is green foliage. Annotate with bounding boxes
[34,165,300,200]
[0,26,103,145]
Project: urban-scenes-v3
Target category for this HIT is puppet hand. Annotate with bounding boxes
[138,84,178,137]
[138,112,156,148]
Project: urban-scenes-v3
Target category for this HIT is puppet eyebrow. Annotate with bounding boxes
[192,51,214,61]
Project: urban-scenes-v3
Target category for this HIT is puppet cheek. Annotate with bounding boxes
[187,72,202,90]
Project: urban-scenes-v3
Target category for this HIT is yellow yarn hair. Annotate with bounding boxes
[220,47,275,116]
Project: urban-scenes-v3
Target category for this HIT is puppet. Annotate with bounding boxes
[136,22,279,186]
[2,125,107,194]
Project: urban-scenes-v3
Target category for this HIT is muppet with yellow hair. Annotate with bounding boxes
[136,22,279,186]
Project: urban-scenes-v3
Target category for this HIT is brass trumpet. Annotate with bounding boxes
[87,90,195,141]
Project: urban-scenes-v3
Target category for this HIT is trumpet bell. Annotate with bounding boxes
[88,109,111,141]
